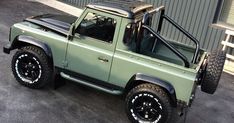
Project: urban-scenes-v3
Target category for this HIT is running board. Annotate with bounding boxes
[60,72,123,95]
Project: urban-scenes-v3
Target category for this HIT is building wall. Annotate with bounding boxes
[61,0,234,55]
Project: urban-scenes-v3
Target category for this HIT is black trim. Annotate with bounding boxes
[4,35,53,59]
[162,15,200,63]
[17,35,53,57]
[56,67,124,91]
[126,73,177,107]
[3,44,11,54]
[142,7,201,65]
[4,28,12,54]
[142,25,190,67]
[9,27,12,43]
[87,0,153,19]
[24,18,69,37]
[157,9,165,33]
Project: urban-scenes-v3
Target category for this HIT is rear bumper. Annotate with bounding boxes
[3,44,11,54]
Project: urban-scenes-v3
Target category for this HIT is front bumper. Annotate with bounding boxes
[3,44,11,54]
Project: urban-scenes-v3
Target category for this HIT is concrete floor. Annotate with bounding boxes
[0,0,234,123]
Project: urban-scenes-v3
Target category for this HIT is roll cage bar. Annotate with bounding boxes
[138,6,200,67]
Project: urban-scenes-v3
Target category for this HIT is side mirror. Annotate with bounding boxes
[68,23,75,40]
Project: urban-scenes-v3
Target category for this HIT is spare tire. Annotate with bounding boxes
[201,50,226,94]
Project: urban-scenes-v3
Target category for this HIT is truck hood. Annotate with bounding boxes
[24,14,78,36]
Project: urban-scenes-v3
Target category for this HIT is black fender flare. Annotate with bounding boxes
[12,35,52,57]
[126,73,177,107]
[10,35,53,66]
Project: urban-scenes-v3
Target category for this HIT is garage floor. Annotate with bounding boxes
[0,0,234,123]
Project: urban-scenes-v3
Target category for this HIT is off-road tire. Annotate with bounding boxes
[12,46,53,89]
[126,83,172,123]
[201,50,226,94]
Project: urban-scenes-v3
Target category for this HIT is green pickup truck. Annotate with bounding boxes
[3,0,226,123]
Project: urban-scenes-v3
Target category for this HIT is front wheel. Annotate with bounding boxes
[12,46,53,89]
[125,83,172,123]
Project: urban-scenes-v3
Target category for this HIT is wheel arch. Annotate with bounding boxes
[125,73,177,107]
[11,35,54,67]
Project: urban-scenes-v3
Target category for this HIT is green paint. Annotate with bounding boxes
[8,5,209,105]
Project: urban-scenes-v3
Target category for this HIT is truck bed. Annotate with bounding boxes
[140,36,203,67]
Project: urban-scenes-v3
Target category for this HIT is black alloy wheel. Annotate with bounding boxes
[126,84,172,123]
[15,53,42,84]
[12,46,52,88]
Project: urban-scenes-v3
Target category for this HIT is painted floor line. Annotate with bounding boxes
[33,0,83,17]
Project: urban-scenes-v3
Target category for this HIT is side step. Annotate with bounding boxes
[60,72,123,95]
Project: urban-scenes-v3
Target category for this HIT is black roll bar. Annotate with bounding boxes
[142,6,200,64]
[143,25,190,68]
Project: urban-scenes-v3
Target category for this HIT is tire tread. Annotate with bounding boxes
[12,46,53,89]
[126,83,173,123]
[201,50,226,94]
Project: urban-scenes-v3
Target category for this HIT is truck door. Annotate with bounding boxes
[66,9,121,82]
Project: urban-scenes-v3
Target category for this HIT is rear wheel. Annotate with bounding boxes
[12,46,53,89]
[201,50,226,94]
[125,83,172,123]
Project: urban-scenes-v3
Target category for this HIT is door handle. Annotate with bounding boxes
[98,57,109,63]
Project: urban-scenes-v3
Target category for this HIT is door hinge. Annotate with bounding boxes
[62,60,68,67]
